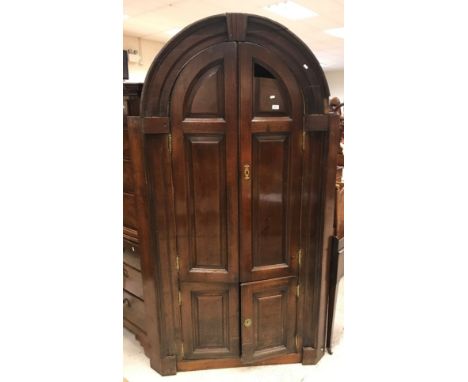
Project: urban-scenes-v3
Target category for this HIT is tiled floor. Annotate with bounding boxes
[124,280,344,382]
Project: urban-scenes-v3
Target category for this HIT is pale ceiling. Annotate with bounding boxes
[123,0,343,70]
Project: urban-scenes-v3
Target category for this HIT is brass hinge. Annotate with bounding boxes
[296,284,300,298]
[298,249,303,267]
[302,131,306,151]
[181,342,184,357]
[168,133,172,153]
[295,335,299,349]
[176,256,180,271]
[178,291,182,305]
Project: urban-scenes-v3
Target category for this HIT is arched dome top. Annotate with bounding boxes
[141,13,330,116]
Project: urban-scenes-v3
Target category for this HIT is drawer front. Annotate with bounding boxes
[123,240,141,271]
[123,263,144,299]
[123,193,137,230]
[123,159,135,193]
[123,290,146,332]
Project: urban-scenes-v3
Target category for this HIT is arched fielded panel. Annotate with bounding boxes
[127,13,339,375]
[141,14,329,117]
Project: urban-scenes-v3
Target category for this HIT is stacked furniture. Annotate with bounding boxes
[326,99,344,354]
[123,82,148,352]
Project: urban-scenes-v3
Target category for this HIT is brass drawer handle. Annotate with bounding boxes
[244,318,252,327]
[123,268,129,278]
[123,298,131,307]
[244,165,250,180]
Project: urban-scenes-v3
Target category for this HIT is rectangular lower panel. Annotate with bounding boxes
[180,282,239,360]
[241,276,297,362]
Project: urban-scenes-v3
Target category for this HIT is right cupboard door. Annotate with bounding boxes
[241,276,298,362]
[238,42,304,362]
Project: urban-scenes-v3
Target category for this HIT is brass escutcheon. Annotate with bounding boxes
[244,165,250,180]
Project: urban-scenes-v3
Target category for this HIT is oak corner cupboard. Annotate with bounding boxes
[127,13,340,376]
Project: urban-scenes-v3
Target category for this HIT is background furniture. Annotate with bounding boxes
[327,99,344,354]
[123,82,148,353]
[127,13,340,375]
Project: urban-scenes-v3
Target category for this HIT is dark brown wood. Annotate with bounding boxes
[241,277,297,363]
[142,117,170,134]
[326,104,344,353]
[226,13,247,41]
[123,227,138,242]
[123,83,148,354]
[140,14,329,117]
[171,42,239,285]
[123,193,137,231]
[129,13,336,376]
[127,117,178,376]
[239,42,302,283]
[316,114,340,354]
[251,117,293,132]
[123,83,143,243]
[141,15,228,116]
[325,100,344,354]
[123,159,134,193]
[123,239,140,252]
[302,347,322,364]
[123,290,146,331]
[123,83,143,118]
[123,240,141,271]
[326,236,344,354]
[143,132,180,371]
[305,114,329,132]
[301,114,340,365]
[177,352,301,371]
[123,263,144,299]
[334,180,344,238]
[329,97,344,165]
[245,16,329,114]
[185,64,225,117]
[299,127,323,348]
[123,129,130,159]
[180,282,239,359]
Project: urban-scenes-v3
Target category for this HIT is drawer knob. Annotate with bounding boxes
[123,269,129,278]
[243,318,252,328]
[123,298,131,307]
[131,246,135,252]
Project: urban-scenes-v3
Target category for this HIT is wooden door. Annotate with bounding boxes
[171,41,304,363]
[238,42,303,362]
[238,42,303,283]
[171,42,240,359]
[240,276,297,362]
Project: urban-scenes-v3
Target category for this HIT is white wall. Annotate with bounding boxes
[324,69,344,104]
[123,35,165,82]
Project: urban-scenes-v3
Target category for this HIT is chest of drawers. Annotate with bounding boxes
[123,83,147,352]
